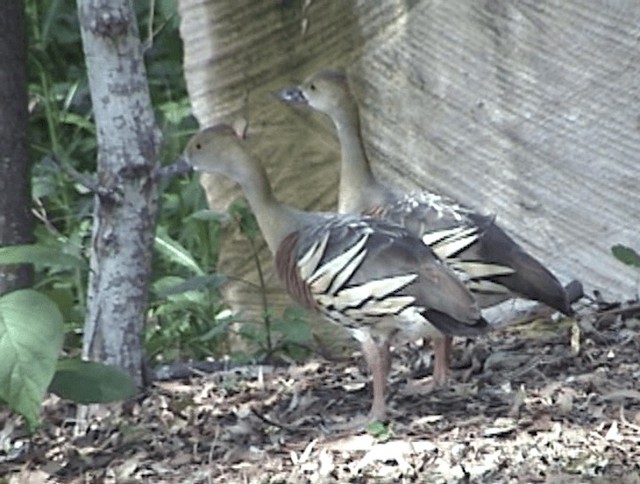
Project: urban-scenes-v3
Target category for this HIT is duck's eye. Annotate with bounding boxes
[195,143,201,150]
[309,83,316,91]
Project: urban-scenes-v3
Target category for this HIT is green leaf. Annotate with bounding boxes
[157,0,178,19]
[42,286,76,321]
[271,307,312,345]
[0,244,87,270]
[0,289,64,430]
[155,274,227,298]
[49,358,136,404]
[611,244,640,268]
[151,276,207,307]
[154,227,204,275]
[158,99,192,125]
[59,112,96,133]
[198,318,231,342]
[366,420,391,440]
[229,201,259,240]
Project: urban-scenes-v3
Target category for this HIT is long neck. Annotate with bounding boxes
[332,103,388,213]
[234,156,305,255]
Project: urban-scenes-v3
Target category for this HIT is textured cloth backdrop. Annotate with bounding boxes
[178,0,639,330]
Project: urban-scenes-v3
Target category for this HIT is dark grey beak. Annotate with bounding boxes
[275,86,308,104]
[157,154,194,179]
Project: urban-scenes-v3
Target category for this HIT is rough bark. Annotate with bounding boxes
[179,0,640,334]
[0,0,34,293]
[77,0,161,386]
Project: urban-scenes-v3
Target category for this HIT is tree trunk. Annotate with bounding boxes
[77,0,161,386]
[0,0,33,294]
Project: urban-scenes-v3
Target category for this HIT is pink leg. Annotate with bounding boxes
[361,336,387,422]
[432,336,453,386]
[379,338,392,380]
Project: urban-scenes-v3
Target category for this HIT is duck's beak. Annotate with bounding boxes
[275,86,308,105]
[157,154,195,179]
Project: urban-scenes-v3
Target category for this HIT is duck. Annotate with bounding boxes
[278,69,580,384]
[182,124,491,426]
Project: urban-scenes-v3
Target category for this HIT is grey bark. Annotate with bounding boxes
[77,0,161,386]
[179,0,640,336]
[0,0,34,293]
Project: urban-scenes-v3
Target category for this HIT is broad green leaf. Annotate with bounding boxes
[151,276,207,306]
[0,289,64,430]
[42,286,76,321]
[198,319,233,341]
[155,274,227,297]
[0,244,86,270]
[154,227,204,275]
[49,359,136,404]
[611,244,640,268]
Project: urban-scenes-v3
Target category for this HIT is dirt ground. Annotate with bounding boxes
[1,299,639,483]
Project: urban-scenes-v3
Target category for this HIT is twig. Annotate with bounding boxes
[47,153,117,201]
[32,198,61,236]
[596,303,640,321]
[250,407,297,431]
[619,405,640,434]
[50,151,191,194]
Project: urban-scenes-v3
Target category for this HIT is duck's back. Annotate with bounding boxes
[365,191,574,313]
[274,214,489,341]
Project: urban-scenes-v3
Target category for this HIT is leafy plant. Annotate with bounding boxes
[229,201,313,363]
[366,420,392,440]
[0,288,135,430]
[0,289,63,430]
[22,0,312,376]
[25,0,219,363]
[49,359,136,405]
[611,244,640,268]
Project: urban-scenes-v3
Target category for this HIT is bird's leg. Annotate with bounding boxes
[432,336,453,386]
[361,335,387,422]
[326,335,388,432]
[400,336,454,397]
[379,337,392,380]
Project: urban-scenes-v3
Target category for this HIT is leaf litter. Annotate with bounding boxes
[1,299,640,483]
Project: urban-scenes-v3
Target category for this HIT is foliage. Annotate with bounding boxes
[0,285,138,430]
[0,0,315,435]
[229,202,313,363]
[611,244,640,268]
[49,358,136,404]
[0,289,63,430]
[366,420,392,440]
[20,0,312,377]
[25,0,223,361]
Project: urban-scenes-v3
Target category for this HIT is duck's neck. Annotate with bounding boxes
[234,156,305,255]
[332,105,388,213]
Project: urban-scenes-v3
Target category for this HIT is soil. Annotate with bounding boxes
[2,300,639,483]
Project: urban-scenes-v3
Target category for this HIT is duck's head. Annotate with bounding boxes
[277,69,355,119]
[183,124,248,175]
[182,124,262,186]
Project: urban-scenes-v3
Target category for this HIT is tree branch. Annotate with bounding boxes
[47,153,118,201]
